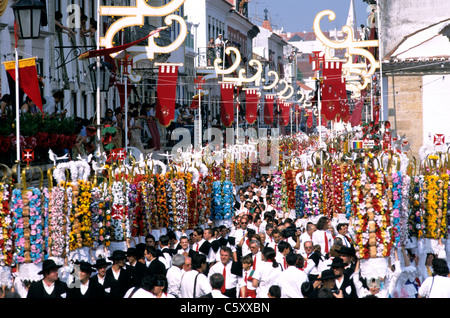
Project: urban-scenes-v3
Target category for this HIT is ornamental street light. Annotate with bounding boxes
[11,0,45,39]
[88,61,113,92]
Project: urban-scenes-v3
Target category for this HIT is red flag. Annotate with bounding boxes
[220,83,235,127]
[306,108,314,128]
[78,27,168,60]
[245,89,259,124]
[3,58,43,114]
[264,95,275,125]
[321,61,347,121]
[22,149,34,165]
[281,101,291,126]
[110,148,127,161]
[116,82,133,110]
[190,92,205,110]
[350,98,364,127]
[155,64,179,127]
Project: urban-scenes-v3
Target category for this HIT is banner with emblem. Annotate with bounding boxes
[244,89,259,125]
[280,101,291,126]
[155,64,179,127]
[264,94,275,125]
[321,60,347,122]
[220,83,235,127]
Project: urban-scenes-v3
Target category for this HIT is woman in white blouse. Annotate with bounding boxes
[252,246,283,298]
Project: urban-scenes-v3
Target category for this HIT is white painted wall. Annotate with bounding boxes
[422,74,450,147]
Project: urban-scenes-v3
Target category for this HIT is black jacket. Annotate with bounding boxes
[26,279,68,298]
[103,267,134,298]
[67,279,106,298]
[146,258,167,278]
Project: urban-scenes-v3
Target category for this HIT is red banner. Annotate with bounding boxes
[116,82,133,111]
[264,95,275,125]
[220,83,235,127]
[3,58,43,114]
[245,89,259,124]
[155,64,179,127]
[281,101,291,126]
[321,61,347,122]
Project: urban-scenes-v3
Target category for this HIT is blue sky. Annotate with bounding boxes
[247,0,372,33]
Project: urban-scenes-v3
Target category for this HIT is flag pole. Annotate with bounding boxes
[96,0,101,157]
[14,21,21,185]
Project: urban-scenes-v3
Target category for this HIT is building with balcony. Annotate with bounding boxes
[184,0,260,135]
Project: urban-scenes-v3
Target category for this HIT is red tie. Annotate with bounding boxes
[274,244,277,253]
[244,271,248,283]
[324,232,329,253]
[221,265,226,293]
[196,243,199,252]
[284,257,287,269]
[253,255,257,270]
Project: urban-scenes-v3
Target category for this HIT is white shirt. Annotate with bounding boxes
[208,261,239,291]
[124,287,155,298]
[193,239,207,255]
[166,266,183,298]
[250,252,263,272]
[211,289,229,298]
[96,275,105,285]
[238,269,257,295]
[275,266,308,298]
[335,233,353,247]
[80,281,89,295]
[312,230,333,255]
[42,281,55,295]
[159,248,172,269]
[252,261,283,298]
[276,254,289,271]
[418,275,450,298]
[180,270,212,298]
[232,228,247,247]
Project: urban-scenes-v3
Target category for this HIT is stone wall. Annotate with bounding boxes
[386,75,423,158]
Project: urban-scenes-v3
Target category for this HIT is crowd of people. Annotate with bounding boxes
[72,101,196,158]
[2,175,449,299]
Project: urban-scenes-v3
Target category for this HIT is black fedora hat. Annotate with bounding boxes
[337,245,355,256]
[92,258,112,268]
[108,250,127,261]
[318,269,340,281]
[38,259,63,275]
[76,261,97,273]
[328,257,348,268]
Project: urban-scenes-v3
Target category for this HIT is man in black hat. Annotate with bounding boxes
[27,259,68,298]
[67,261,106,298]
[308,269,343,298]
[337,245,357,277]
[127,247,148,286]
[328,257,358,298]
[91,258,112,287]
[104,250,135,298]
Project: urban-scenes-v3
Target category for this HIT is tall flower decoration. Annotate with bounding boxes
[155,174,168,229]
[49,185,66,257]
[0,184,14,266]
[272,172,283,216]
[69,181,93,251]
[175,177,189,230]
[110,180,130,241]
[12,188,25,264]
[285,170,296,210]
[409,175,425,238]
